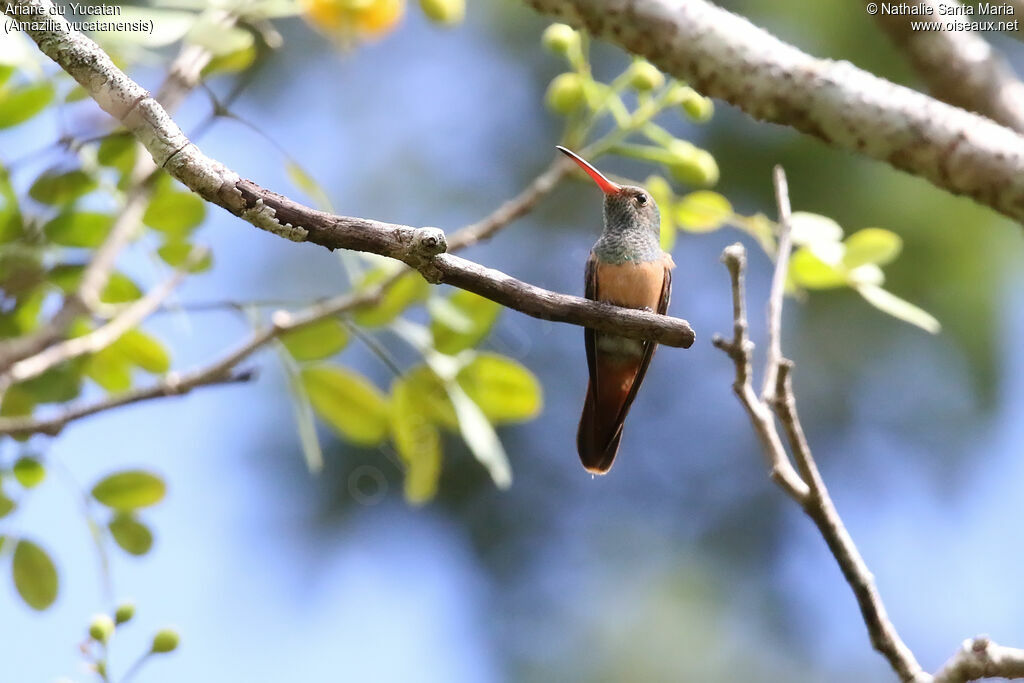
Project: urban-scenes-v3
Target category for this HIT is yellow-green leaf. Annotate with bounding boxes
[456,353,542,423]
[353,269,429,327]
[281,318,349,361]
[0,491,15,518]
[12,539,58,610]
[674,190,732,232]
[85,345,132,392]
[115,329,171,373]
[108,513,154,556]
[856,284,941,334]
[789,247,848,290]
[301,365,389,445]
[842,228,903,269]
[12,456,45,489]
[391,377,443,504]
[430,290,501,355]
[402,365,458,430]
[91,470,166,510]
[790,212,843,246]
[156,240,213,272]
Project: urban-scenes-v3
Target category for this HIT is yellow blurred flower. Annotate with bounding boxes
[302,0,405,39]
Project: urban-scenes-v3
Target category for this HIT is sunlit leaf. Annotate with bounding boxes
[448,383,512,489]
[91,470,166,510]
[97,133,136,174]
[156,240,213,272]
[856,284,941,333]
[12,456,45,489]
[430,290,501,355]
[789,247,847,290]
[301,365,389,445]
[353,269,429,327]
[85,345,132,392]
[286,160,333,211]
[43,212,113,248]
[19,362,83,404]
[108,513,154,556]
[0,82,54,129]
[29,169,96,205]
[281,318,349,361]
[846,263,884,287]
[391,376,443,504]
[188,20,254,56]
[115,329,171,373]
[790,211,844,246]
[842,228,903,269]
[674,190,732,232]
[202,44,257,76]
[456,353,542,423]
[402,364,458,430]
[99,8,196,47]
[12,539,57,610]
[0,166,22,243]
[49,265,142,303]
[0,491,15,518]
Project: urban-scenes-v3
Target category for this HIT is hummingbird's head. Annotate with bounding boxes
[556,146,661,242]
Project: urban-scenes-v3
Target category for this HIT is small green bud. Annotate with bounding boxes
[541,23,579,56]
[114,602,135,625]
[627,60,664,92]
[151,628,180,654]
[12,456,45,489]
[419,0,464,26]
[663,82,690,105]
[667,142,719,187]
[88,614,115,643]
[545,73,586,115]
[679,90,714,123]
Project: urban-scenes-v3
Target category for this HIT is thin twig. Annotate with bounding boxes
[761,165,793,400]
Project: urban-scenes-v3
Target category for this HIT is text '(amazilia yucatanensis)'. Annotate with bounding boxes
[557,146,675,475]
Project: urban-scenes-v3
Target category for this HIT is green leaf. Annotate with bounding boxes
[97,134,136,174]
[301,365,389,445]
[856,284,941,334]
[674,190,732,232]
[0,491,15,518]
[156,240,213,272]
[64,84,88,103]
[12,539,58,610]
[108,513,154,556]
[353,269,429,327]
[91,470,166,511]
[202,44,257,77]
[278,345,324,473]
[842,228,903,269]
[43,212,113,248]
[0,82,54,129]
[456,353,542,424]
[789,212,844,246]
[0,166,22,243]
[789,247,848,290]
[448,383,512,488]
[143,186,205,237]
[12,456,45,489]
[100,7,196,47]
[19,362,83,404]
[85,345,132,392]
[281,318,349,361]
[187,20,254,56]
[285,161,333,211]
[50,265,142,303]
[391,377,443,504]
[402,365,458,429]
[430,290,501,355]
[114,329,171,373]
[29,169,97,205]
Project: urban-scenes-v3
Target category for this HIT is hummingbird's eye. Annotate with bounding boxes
[635,193,648,206]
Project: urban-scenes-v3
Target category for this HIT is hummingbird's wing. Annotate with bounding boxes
[578,254,672,474]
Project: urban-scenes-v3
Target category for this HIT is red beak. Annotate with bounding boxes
[556,146,621,195]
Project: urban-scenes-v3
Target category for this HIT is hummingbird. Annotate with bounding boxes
[557,146,675,475]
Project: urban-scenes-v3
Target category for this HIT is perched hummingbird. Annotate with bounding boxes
[557,146,674,475]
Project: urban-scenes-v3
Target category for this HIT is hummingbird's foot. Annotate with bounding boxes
[642,306,654,313]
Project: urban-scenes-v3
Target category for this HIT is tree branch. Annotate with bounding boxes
[2,0,694,349]
[713,168,926,682]
[933,637,1024,683]
[869,0,1024,133]
[523,0,1024,225]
